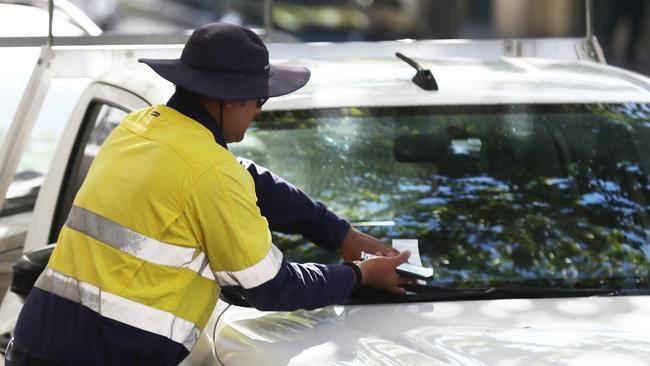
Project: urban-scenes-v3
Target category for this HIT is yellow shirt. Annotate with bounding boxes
[39,105,283,350]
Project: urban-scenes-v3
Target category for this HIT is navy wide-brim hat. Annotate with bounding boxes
[139,23,310,101]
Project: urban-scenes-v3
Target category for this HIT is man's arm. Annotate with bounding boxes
[188,161,409,311]
[241,259,357,311]
[242,251,412,311]
[238,158,398,260]
[237,157,348,251]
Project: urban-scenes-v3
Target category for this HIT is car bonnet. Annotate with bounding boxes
[213,296,650,365]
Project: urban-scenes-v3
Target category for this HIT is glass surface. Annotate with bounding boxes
[1,74,89,216]
[232,103,650,290]
[82,103,126,159]
[49,103,127,239]
[16,78,91,175]
[0,48,40,150]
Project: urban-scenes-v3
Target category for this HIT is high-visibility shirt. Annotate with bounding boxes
[13,92,356,366]
[166,90,352,252]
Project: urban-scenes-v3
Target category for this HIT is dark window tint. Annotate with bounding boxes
[50,103,126,241]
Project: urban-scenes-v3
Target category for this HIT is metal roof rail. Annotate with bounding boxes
[0,0,606,65]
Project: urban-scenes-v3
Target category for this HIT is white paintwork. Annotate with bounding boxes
[92,56,650,115]
[213,296,650,366]
[268,57,650,109]
[1,37,605,77]
[180,301,230,366]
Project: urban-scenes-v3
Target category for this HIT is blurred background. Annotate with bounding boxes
[10,0,645,75]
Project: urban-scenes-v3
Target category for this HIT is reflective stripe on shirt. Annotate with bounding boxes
[35,267,201,351]
[65,205,215,281]
[65,204,283,288]
[213,244,284,289]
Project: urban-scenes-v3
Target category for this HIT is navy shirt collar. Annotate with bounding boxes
[166,90,227,149]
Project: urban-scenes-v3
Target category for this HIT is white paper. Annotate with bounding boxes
[392,239,426,284]
[391,239,422,266]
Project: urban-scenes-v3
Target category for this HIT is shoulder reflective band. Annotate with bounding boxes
[35,267,201,351]
[213,244,284,289]
[65,205,215,281]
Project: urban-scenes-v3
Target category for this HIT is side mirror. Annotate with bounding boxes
[11,244,55,301]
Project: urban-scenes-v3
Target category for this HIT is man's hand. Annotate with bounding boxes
[339,227,399,262]
[357,251,414,295]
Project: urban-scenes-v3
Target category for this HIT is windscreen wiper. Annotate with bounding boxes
[403,284,627,299]
[344,284,645,305]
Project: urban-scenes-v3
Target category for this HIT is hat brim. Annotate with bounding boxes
[138,58,310,101]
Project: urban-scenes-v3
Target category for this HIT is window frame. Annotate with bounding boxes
[49,101,129,242]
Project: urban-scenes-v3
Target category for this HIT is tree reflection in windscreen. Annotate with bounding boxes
[232,103,650,289]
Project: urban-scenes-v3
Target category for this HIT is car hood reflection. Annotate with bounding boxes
[213,296,650,365]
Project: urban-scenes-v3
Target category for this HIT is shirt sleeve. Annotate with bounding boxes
[237,157,351,251]
[242,261,357,311]
[186,161,279,289]
[185,159,357,309]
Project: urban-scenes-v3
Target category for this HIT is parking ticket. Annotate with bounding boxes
[392,239,426,284]
[392,239,422,266]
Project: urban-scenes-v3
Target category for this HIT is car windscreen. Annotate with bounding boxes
[231,103,650,292]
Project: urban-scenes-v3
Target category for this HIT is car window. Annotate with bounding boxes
[232,103,650,290]
[1,75,89,217]
[50,102,127,241]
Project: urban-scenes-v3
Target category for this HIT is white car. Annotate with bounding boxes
[1,36,650,365]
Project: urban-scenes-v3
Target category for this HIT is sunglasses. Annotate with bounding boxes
[257,98,268,108]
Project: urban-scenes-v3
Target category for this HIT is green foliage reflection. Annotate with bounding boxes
[233,104,650,289]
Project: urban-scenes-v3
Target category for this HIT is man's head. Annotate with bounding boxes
[199,98,259,143]
[139,23,310,142]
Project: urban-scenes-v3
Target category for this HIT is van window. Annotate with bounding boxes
[50,103,126,241]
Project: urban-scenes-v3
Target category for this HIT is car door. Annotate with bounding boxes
[23,82,149,253]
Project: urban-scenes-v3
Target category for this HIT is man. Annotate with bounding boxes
[6,23,412,366]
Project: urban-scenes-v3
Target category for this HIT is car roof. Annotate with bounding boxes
[272,56,650,109]
[96,46,650,111]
